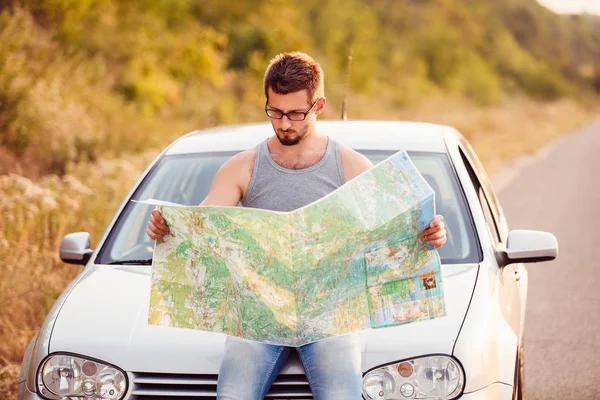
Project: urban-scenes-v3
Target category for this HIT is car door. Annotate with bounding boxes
[458,139,524,340]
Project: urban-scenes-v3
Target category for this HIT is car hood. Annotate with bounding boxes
[50,263,478,374]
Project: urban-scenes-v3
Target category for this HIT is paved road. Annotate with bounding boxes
[496,118,600,399]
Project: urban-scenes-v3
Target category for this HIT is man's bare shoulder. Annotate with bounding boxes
[225,147,255,166]
[199,148,256,206]
[339,144,374,181]
[220,147,256,176]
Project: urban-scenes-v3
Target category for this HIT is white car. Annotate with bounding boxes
[18,121,558,400]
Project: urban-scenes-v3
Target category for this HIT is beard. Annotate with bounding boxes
[275,126,309,146]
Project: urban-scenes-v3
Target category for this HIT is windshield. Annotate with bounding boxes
[96,150,479,265]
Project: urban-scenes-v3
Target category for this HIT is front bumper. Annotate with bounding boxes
[460,382,513,399]
[19,381,41,400]
[20,379,514,400]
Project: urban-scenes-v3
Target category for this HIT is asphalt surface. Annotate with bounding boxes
[496,118,600,399]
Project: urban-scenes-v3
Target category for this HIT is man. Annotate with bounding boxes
[147,51,447,400]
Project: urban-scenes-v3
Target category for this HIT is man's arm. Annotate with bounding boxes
[199,150,253,206]
[339,145,374,182]
[424,216,446,248]
[147,149,254,239]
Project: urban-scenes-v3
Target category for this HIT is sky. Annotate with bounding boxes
[538,0,600,15]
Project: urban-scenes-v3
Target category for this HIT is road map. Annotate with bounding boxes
[140,150,445,346]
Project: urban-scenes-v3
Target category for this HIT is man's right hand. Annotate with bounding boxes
[147,209,170,240]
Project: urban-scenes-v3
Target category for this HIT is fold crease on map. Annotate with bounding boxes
[138,150,446,347]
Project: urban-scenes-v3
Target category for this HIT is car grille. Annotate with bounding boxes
[129,372,314,399]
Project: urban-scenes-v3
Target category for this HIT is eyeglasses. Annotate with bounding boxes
[264,99,319,121]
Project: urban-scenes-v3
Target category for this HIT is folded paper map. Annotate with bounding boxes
[141,150,445,346]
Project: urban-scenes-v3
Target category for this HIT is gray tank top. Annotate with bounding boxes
[241,138,346,212]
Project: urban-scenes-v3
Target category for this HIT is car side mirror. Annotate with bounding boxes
[59,232,94,265]
[497,230,558,267]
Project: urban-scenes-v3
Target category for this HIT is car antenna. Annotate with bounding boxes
[341,47,353,121]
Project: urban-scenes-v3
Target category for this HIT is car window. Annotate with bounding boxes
[96,151,479,264]
[96,152,237,264]
[478,188,501,245]
[459,148,502,245]
[362,151,479,264]
[458,142,507,239]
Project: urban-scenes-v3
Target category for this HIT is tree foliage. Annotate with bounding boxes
[1,0,599,175]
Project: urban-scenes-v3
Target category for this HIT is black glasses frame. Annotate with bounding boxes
[264,98,320,121]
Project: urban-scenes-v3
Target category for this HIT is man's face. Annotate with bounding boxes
[266,88,324,146]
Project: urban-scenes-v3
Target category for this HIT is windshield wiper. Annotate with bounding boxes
[105,259,153,265]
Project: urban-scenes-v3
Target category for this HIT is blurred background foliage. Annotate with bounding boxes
[0,0,599,177]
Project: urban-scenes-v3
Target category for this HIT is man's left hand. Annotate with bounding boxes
[424,215,447,249]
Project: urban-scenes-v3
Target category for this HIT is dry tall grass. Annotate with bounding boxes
[0,152,156,399]
[334,94,598,174]
[395,96,598,173]
[0,97,598,400]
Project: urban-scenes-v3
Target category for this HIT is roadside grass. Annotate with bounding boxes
[398,96,598,174]
[0,152,156,400]
[0,97,598,399]
[0,364,19,400]
[334,93,598,174]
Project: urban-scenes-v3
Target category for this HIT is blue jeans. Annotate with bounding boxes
[216,333,362,399]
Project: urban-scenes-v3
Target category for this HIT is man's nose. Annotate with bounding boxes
[280,115,292,129]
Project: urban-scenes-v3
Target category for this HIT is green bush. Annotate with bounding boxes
[518,64,572,100]
[1,0,599,178]
[460,54,502,105]
[0,8,99,174]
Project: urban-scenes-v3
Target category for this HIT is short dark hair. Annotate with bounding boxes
[264,52,325,103]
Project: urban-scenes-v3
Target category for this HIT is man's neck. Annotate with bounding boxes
[268,131,328,160]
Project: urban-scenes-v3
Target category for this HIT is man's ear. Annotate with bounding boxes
[315,97,327,115]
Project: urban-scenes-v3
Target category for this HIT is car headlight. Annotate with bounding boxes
[37,354,127,399]
[362,355,464,400]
